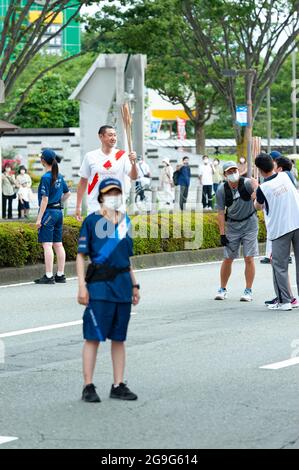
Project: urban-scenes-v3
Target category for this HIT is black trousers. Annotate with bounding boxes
[179,185,189,210]
[202,185,213,208]
[2,194,14,218]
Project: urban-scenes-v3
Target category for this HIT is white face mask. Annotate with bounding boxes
[227,171,240,183]
[103,194,123,211]
[203,159,209,165]
[20,170,25,175]
[214,161,219,166]
[240,159,246,164]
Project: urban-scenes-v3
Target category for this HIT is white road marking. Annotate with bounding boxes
[0,312,138,339]
[260,357,299,370]
[0,277,78,289]
[0,320,83,338]
[0,436,18,445]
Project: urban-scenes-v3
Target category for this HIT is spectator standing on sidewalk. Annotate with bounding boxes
[16,166,32,219]
[18,181,33,219]
[237,157,248,177]
[176,156,191,211]
[160,158,174,206]
[199,155,214,210]
[2,164,16,219]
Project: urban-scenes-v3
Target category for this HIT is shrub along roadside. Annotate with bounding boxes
[0,212,266,268]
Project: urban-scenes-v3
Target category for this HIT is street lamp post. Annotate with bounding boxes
[292,48,297,154]
[222,68,256,177]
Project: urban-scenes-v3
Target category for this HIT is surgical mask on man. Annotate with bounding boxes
[226,171,240,183]
[103,194,123,211]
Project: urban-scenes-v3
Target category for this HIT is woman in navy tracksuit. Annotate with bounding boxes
[76,177,140,403]
[35,148,71,284]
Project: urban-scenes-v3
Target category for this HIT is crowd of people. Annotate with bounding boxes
[1,164,33,219]
[2,124,299,403]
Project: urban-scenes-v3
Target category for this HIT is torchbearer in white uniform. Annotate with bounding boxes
[76,125,138,219]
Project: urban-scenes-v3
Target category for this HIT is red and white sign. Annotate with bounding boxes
[176,118,186,140]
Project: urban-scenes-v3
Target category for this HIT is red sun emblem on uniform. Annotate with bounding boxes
[103,160,112,169]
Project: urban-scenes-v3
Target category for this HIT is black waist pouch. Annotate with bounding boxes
[85,263,130,284]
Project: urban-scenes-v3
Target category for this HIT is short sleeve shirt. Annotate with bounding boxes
[199,164,213,186]
[216,178,258,232]
[79,148,132,214]
[78,212,133,302]
[38,172,69,206]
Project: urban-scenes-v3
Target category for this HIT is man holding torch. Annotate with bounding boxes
[76,124,138,219]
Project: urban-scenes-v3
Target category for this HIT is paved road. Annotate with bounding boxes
[0,259,299,449]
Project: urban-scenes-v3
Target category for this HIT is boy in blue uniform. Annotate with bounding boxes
[76,178,140,403]
[35,149,71,284]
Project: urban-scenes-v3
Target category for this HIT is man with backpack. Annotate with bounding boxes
[215,161,258,302]
[174,156,191,210]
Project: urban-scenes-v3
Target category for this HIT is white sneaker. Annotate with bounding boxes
[267,303,292,311]
[240,288,253,302]
[215,288,227,300]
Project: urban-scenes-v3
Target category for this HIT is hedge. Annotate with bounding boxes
[0,212,267,268]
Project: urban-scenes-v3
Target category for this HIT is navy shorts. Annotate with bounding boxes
[38,209,63,243]
[20,201,30,210]
[83,300,132,342]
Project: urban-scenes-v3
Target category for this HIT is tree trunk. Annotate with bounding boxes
[235,127,247,159]
[195,122,206,155]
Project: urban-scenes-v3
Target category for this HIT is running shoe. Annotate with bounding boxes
[267,303,292,311]
[264,297,278,306]
[240,288,253,302]
[110,383,138,401]
[82,384,101,403]
[215,288,227,300]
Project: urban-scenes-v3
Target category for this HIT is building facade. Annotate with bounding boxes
[0,0,80,56]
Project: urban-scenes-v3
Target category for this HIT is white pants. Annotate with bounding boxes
[163,183,174,204]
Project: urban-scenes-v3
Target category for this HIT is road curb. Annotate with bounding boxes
[0,243,266,286]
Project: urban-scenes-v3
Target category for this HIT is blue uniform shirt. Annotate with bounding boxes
[38,171,69,206]
[177,165,191,187]
[78,212,133,303]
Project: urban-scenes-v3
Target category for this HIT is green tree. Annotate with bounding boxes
[12,72,78,128]
[181,0,299,155]
[0,0,101,119]
[0,52,96,127]
[83,0,224,154]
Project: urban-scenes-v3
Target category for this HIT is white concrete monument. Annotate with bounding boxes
[70,54,147,163]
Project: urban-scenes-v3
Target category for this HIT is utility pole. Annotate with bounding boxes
[267,87,272,153]
[292,48,297,154]
[246,71,256,178]
[222,68,256,176]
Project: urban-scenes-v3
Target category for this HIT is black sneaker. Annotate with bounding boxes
[260,257,271,264]
[34,274,55,284]
[55,273,66,283]
[265,297,278,306]
[82,384,101,403]
[110,383,138,401]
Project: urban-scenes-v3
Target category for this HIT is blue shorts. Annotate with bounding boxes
[83,300,131,342]
[20,201,30,210]
[38,209,63,243]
